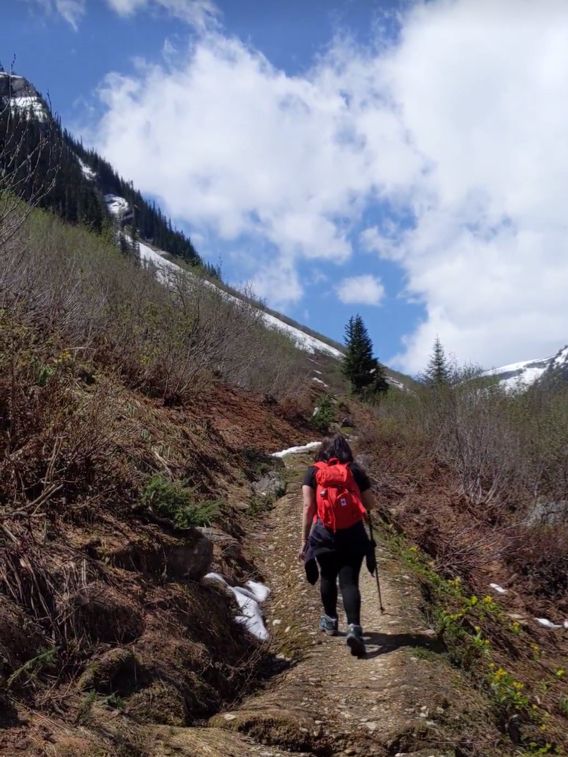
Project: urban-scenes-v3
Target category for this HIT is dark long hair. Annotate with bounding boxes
[315,433,354,464]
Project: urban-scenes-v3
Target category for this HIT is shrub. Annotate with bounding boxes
[311,395,335,433]
[0,208,312,403]
[141,474,220,528]
[503,523,568,600]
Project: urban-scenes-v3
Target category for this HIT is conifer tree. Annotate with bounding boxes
[423,337,452,386]
[342,315,388,397]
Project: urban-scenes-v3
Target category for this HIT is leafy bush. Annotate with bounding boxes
[311,394,335,433]
[141,474,220,528]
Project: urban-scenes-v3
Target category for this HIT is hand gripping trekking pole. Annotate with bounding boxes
[368,513,385,613]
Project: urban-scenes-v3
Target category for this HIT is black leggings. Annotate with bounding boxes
[317,551,363,626]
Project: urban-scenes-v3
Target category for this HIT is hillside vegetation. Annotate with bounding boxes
[0,204,321,753]
[1,77,567,755]
[355,380,568,752]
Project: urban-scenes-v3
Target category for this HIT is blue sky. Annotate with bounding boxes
[4,0,568,373]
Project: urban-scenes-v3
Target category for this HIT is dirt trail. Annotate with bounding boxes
[149,451,482,757]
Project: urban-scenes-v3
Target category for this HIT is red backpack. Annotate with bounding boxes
[313,458,367,532]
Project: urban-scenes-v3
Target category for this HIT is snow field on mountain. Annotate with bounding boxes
[100,189,343,358]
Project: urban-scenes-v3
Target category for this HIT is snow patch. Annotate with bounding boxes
[245,580,270,603]
[105,194,130,217]
[550,345,568,371]
[312,377,329,388]
[272,441,321,458]
[482,356,552,391]
[117,230,343,362]
[9,95,46,121]
[204,573,270,641]
[260,311,343,358]
[535,617,563,630]
[499,366,549,391]
[489,583,507,594]
[78,158,96,181]
[387,376,407,391]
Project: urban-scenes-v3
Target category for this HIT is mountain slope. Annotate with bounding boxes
[0,71,202,265]
[1,70,411,387]
[483,346,568,390]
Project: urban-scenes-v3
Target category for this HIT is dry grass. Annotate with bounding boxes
[1,208,312,404]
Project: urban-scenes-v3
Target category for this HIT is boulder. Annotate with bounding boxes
[252,471,286,500]
[165,533,213,580]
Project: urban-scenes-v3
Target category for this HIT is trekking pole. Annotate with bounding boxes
[368,514,385,613]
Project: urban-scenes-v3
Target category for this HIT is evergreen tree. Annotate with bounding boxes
[342,315,388,397]
[423,337,452,386]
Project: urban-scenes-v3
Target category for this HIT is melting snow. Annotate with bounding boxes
[272,441,321,458]
[312,377,329,387]
[489,583,507,594]
[138,241,179,272]
[245,580,270,603]
[499,366,549,391]
[105,194,130,217]
[483,357,551,391]
[78,158,96,181]
[535,617,563,630]
[9,95,46,121]
[550,345,568,371]
[204,573,270,641]
[260,311,343,358]
[387,376,407,391]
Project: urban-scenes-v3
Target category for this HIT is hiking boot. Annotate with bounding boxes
[346,624,365,657]
[319,614,338,636]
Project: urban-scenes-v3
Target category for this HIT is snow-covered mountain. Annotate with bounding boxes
[483,346,568,390]
[0,72,47,120]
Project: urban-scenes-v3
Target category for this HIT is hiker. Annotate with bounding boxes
[299,434,375,657]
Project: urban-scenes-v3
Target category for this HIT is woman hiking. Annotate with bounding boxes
[299,434,375,658]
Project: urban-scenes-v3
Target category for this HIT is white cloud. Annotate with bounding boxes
[25,0,219,29]
[89,0,568,372]
[247,261,303,308]
[24,0,86,29]
[105,0,220,30]
[336,275,385,306]
[90,33,419,306]
[378,0,568,371]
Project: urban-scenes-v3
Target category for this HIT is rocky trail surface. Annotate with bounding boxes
[149,450,490,757]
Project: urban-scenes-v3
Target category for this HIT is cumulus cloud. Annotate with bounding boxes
[89,0,568,372]
[336,275,385,306]
[378,0,568,371]
[91,32,418,306]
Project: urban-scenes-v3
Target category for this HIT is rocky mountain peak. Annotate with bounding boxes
[0,71,48,120]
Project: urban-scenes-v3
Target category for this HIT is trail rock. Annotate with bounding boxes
[252,472,287,500]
